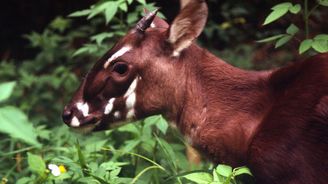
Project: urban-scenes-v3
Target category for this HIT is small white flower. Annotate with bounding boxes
[48,164,61,176]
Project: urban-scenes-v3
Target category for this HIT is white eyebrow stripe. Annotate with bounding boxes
[76,102,89,117]
[104,45,132,68]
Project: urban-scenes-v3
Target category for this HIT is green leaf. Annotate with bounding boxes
[105,2,118,24]
[73,44,98,57]
[68,9,91,17]
[271,2,293,10]
[233,167,253,176]
[299,39,313,54]
[256,34,285,43]
[137,0,147,5]
[212,169,220,182]
[0,106,40,147]
[312,39,328,53]
[121,140,141,153]
[289,4,301,14]
[275,35,292,48]
[318,0,328,6]
[119,2,128,12]
[286,24,299,35]
[127,0,133,5]
[216,165,232,177]
[182,172,213,184]
[91,32,114,45]
[87,2,111,19]
[155,115,168,134]
[264,3,290,25]
[314,34,328,41]
[27,152,46,176]
[0,81,16,102]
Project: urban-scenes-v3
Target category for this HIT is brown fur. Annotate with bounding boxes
[63,1,328,183]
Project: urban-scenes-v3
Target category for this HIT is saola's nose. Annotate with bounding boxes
[62,107,73,124]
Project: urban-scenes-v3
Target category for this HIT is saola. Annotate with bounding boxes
[62,0,328,183]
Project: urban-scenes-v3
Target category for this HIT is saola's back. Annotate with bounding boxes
[249,54,328,183]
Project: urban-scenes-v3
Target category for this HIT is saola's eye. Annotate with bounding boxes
[112,62,129,75]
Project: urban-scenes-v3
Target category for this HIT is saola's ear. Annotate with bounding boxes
[168,0,208,57]
[143,8,169,29]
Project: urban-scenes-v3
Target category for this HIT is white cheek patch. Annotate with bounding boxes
[126,109,135,119]
[126,92,136,109]
[113,111,121,119]
[123,78,138,119]
[103,45,132,69]
[104,98,115,115]
[71,116,80,127]
[124,78,138,97]
[76,102,89,117]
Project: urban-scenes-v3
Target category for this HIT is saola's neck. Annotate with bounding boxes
[176,45,272,166]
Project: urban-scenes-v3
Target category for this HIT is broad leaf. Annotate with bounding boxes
[275,35,292,48]
[318,0,328,6]
[312,39,328,53]
[271,2,292,10]
[289,4,301,14]
[233,167,253,176]
[286,24,299,35]
[0,81,16,102]
[264,3,291,25]
[119,2,128,12]
[105,2,118,24]
[27,152,46,176]
[155,115,168,134]
[314,34,328,41]
[68,9,91,17]
[137,0,147,5]
[299,39,313,54]
[182,172,213,184]
[216,165,232,177]
[0,106,40,147]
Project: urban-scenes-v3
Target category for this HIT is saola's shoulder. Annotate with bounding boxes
[268,53,328,92]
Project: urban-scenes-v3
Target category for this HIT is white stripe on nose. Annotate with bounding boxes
[104,45,132,68]
[71,116,80,127]
[104,98,115,114]
[76,102,89,117]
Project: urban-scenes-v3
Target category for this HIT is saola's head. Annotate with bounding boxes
[62,0,208,132]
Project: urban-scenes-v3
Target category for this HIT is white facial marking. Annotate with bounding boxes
[124,78,138,97]
[76,102,89,117]
[71,116,80,127]
[113,111,121,119]
[150,23,156,28]
[126,92,136,109]
[104,45,132,68]
[126,109,135,119]
[104,98,115,115]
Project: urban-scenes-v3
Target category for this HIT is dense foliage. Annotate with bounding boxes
[0,0,326,183]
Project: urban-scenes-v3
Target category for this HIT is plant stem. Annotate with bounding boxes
[308,4,319,18]
[304,0,309,38]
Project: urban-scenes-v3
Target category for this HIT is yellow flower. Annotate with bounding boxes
[59,165,67,173]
